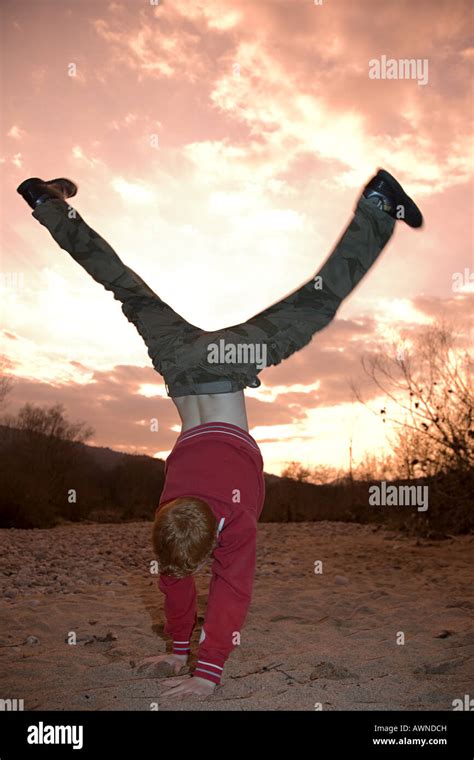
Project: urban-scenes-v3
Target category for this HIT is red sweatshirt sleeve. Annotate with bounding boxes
[158,574,197,657]
[193,508,257,685]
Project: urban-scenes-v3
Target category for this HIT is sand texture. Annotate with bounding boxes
[1,521,473,711]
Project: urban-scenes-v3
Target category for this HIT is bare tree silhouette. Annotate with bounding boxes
[0,403,95,527]
[2,402,94,444]
[352,319,473,478]
[0,357,14,410]
[281,460,344,485]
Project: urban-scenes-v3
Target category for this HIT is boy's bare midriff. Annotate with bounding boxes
[172,390,249,432]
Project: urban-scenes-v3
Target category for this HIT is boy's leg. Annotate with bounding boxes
[31,199,200,386]
[226,167,425,374]
[226,194,396,370]
[164,170,420,394]
[153,193,396,396]
[33,199,168,308]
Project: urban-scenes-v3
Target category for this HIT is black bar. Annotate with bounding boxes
[0,710,472,758]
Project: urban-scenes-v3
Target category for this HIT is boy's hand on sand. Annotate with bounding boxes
[135,654,188,677]
[160,675,216,698]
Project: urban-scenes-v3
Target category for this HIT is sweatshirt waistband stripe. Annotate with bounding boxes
[180,422,257,441]
[178,427,259,452]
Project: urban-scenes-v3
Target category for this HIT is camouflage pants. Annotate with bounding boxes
[32,196,395,397]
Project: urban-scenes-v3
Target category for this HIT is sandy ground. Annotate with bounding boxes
[0,521,472,712]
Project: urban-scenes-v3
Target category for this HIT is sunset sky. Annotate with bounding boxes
[1,0,473,475]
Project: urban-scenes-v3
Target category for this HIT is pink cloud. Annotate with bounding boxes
[1,0,472,470]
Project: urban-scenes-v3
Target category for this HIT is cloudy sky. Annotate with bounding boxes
[1,0,472,474]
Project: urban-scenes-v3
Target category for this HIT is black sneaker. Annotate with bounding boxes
[362,168,423,228]
[17,177,78,209]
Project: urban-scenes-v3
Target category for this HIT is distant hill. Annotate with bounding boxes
[0,424,281,479]
[0,424,472,537]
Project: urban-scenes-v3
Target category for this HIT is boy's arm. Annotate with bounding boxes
[192,508,258,685]
[157,574,198,657]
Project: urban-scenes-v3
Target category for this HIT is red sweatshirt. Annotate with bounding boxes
[155,422,265,685]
